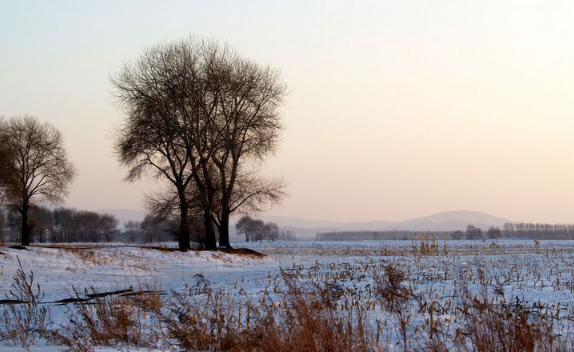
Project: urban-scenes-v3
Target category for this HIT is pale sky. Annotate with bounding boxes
[2,0,574,223]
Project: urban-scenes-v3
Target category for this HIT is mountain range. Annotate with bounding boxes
[259,211,512,239]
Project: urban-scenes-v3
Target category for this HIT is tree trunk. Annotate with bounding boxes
[218,208,232,249]
[21,199,30,246]
[178,198,191,251]
[204,208,217,249]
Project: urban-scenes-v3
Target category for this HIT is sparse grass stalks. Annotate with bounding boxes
[411,233,440,256]
[375,263,415,351]
[49,290,153,352]
[455,269,555,352]
[151,269,381,352]
[159,286,238,351]
[229,270,379,352]
[0,258,48,350]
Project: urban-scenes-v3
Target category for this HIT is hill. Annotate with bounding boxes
[260,210,513,239]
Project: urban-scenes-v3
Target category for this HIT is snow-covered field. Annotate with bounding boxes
[1,239,574,351]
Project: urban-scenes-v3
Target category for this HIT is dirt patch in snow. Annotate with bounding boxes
[218,247,266,258]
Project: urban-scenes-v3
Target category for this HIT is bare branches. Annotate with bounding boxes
[112,37,287,249]
[0,115,76,204]
[0,115,76,245]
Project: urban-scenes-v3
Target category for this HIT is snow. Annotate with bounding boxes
[1,240,574,350]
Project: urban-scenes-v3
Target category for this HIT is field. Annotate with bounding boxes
[1,239,574,351]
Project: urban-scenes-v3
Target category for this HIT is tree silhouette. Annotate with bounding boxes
[0,115,75,246]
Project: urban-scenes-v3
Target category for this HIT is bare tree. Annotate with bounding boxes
[487,226,502,239]
[466,224,483,240]
[125,220,140,242]
[235,215,280,242]
[112,40,204,251]
[112,37,286,250]
[195,47,286,248]
[235,215,255,242]
[451,230,464,240]
[264,221,280,241]
[0,115,75,246]
[99,213,119,242]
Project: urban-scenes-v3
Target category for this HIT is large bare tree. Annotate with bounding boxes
[112,41,202,251]
[207,58,286,248]
[0,115,76,246]
[112,90,195,250]
[112,37,286,249]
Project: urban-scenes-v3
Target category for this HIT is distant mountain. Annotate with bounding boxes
[259,211,513,239]
[396,210,511,231]
[96,209,146,228]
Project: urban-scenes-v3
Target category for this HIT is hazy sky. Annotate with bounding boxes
[2,1,574,223]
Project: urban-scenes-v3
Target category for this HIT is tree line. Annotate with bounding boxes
[0,206,116,244]
[502,222,574,240]
[0,205,203,245]
[317,222,574,241]
[316,230,453,241]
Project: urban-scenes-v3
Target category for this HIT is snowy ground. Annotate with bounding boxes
[1,239,574,351]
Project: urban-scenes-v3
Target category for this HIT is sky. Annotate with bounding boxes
[1,0,574,224]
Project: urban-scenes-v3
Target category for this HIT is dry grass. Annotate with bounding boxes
[3,241,574,351]
[230,271,378,352]
[48,288,163,352]
[454,269,555,352]
[0,258,48,350]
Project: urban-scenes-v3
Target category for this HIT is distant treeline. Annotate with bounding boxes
[317,222,574,241]
[502,222,574,240]
[0,206,120,244]
[316,230,452,241]
[0,205,177,244]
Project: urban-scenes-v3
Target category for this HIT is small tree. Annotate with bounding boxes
[236,215,255,242]
[466,224,483,240]
[0,115,75,246]
[264,222,280,241]
[125,220,141,243]
[235,215,280,242]
[140,215,157,243]
[99,214,119,242]
[487,226,502,239]
[451,230,464,240]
